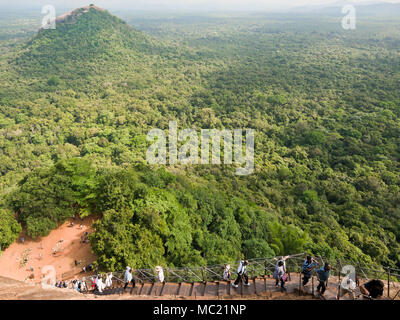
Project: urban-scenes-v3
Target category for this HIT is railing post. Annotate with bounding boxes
[336,263,341,301]
[298,270,302,295]
[264,260,267,277]
[387,267,390,298]
[201,267,206,283]
[312,275,314,296]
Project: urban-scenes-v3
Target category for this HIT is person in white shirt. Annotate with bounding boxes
[96,275,105,293]
[80,279,87,292]
[124,267,135,291]
[73,280,80,292]
[275,256,290,273]
[105,273,113,288]
[232,260,250,288]
[155,266,164,283]
[337,275,359,300]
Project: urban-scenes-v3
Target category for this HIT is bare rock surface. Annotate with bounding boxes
[0,276,88,300]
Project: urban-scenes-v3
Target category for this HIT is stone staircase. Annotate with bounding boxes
[92,274,348,300]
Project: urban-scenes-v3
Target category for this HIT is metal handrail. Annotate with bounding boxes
[71,252,399,299]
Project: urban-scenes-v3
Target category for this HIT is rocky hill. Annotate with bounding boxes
[14,5,160,80]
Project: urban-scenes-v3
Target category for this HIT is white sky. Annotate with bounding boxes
[1,0,400,11]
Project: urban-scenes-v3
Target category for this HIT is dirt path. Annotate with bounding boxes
[0,216,97,283]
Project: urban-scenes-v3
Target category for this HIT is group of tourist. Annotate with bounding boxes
[301,255,331,295]
[55,274,112,293]
[54,279,87,292]
[58,266,160,294]
[82,263,95,273]
[229,257,289,291]
[55,255,387,299]
[90,273,113,293]
[226,255,387,299]
[300,255,385,300]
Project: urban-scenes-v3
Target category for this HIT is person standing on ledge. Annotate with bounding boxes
[232,260,250,288]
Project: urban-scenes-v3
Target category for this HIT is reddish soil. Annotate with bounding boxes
[0,216,97,284]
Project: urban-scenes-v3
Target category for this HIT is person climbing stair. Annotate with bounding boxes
[316,263,331,296]
[232,260,250,288]
[302,255,318,286]
[273,260,287,291]
[123,267,135,292]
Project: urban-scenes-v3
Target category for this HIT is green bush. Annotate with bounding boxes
[0,209,22,252]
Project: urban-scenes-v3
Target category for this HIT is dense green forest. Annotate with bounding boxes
[0,6,399,271]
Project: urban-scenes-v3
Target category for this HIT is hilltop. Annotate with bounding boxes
[14,5,161,83]
[53,5,105,25]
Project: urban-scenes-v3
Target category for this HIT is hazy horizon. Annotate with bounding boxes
[1,0,400,13]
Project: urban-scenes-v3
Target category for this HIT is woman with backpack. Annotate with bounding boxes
[273,260,287,291]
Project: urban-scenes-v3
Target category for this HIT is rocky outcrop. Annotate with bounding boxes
[0,276,87,300]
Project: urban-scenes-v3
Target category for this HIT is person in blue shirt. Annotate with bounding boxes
[316,263,331,295]
[302,255,319,286]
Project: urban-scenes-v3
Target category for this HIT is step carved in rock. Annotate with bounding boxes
[140,283,153,296]
[130,283,142,295]
[204,282,218,296]
[178,282,192,296]
[191,282,206,297]
[229,280,242,296]
[161,282,180,296]
[217,281,230,297]
[255,278,266,295]
[242,280,256,296]
[151,282,164,296]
